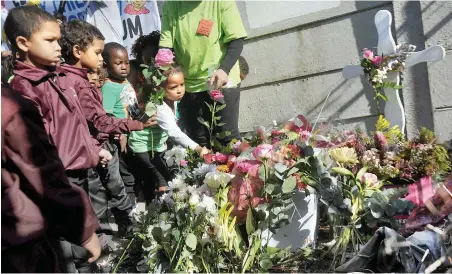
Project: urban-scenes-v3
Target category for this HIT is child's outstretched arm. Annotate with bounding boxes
[156,104,205,153]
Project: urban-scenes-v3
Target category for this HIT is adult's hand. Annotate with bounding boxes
[209,69,228,89]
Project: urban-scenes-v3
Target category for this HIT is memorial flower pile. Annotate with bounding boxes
[115,110,449,272]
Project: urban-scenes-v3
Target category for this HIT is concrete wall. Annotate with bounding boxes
[237,1,452,142]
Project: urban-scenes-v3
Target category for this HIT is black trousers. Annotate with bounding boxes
[56,169,112,273]
[2,236,60,273]
[178,85,241,147]
[129,150,171,203]
[97,141,133,228]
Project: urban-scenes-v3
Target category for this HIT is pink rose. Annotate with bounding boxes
[233,160,260,178]
[209,89,224,102]
[362,173,378,187]
[363,49,374,60]
[253,144,273,162]
[155,48,174,67]
[214,152,228,164]
[372,55,383,66]
[227,154,237,163]
[180,160,188,167]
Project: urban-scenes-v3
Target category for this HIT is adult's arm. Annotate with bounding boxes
[159,1,174,49]
[219,38,244,74]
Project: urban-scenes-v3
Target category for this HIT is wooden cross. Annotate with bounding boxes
[342,10,445,133]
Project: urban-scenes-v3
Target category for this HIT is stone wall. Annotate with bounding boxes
[236,1,452,142]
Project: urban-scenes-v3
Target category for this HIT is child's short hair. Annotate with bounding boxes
[98,67,107,82]
[238,56,249,76]
[102,42,127,65]
[60,20,104,61]
[131,31,160,65]
[4,6,56,54]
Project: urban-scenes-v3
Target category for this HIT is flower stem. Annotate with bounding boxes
[210,101,216,149]
[112,237,135,274]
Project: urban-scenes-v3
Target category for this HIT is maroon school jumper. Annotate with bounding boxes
[1,85,99,272]
[60,64,143,144]
[10,61,101,171]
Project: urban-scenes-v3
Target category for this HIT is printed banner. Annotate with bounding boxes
[118,0,160,58]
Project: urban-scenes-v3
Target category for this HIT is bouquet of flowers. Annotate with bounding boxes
[360,43,416,110]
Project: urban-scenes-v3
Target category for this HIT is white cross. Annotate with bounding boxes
[342,10,445,133]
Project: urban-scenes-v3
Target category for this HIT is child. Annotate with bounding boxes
[102,42,146,204]
[128,64,209,203]
[1,84,101,272]
[98,67,107,89]
[4,6,110,272]
[60,20,157,238]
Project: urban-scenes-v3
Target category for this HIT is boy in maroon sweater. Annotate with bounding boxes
[60,20,157,237]
[5,6,111,272]
[1,84,101,272]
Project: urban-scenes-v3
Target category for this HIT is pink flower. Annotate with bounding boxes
[203,153,213,164]
[214,152,228,164]
[253,144,273,161]
[374,131,388,152]
[372,55,383,66]
[233,160,260,178]
[362,173,378,187]
[180,160,188,167]
[228,175,265,223]
[155,48,174,67]
[209,90,224,102]
[363,49,374,60]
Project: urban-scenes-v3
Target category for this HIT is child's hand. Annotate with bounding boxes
[200,146,210,157]
[99,149,112,167]
[120,135,128,153]
[210,69,228,89]
[82,233,101,263]
[157,186,168,192]
[143,115,158,128]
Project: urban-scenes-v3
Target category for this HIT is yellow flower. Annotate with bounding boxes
[329,147,359,165]
[217,165,229,173]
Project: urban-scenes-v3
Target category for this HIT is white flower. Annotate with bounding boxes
[159,191,174,205]
[203,171,234,189]
[168,176,187,191]
[164,146,188,167]
[193,163,217,178]
[195,194,217,215]
[189,193,200,206]
[201,232,211,246]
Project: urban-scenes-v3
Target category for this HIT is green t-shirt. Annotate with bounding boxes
[160,0,247,93]
[101,81,128,118]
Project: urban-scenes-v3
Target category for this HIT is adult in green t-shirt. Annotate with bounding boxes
[160,0,247,147]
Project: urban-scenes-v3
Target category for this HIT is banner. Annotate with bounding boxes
[118,0,160,58]
[3,0,89,21]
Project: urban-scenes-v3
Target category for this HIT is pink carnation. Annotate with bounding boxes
[209,90,224,102]
[155,48,174,67]
[253,144,273,162]
[372,55,383,66]
[363,49,374,60]
[214,152,228,164]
